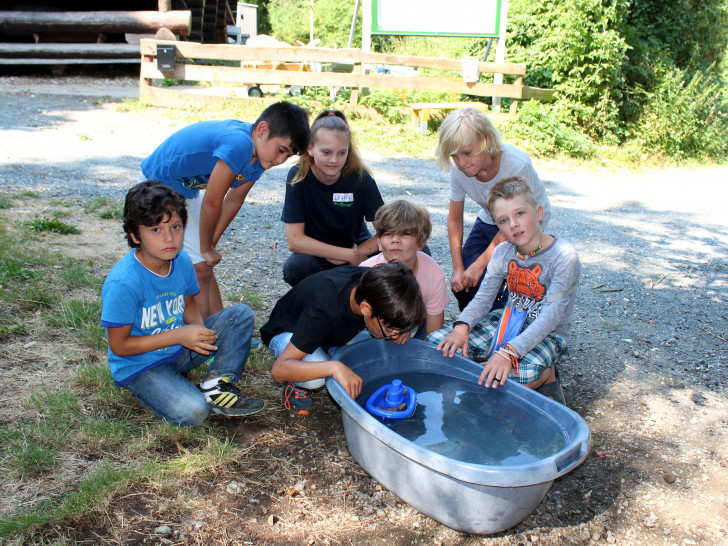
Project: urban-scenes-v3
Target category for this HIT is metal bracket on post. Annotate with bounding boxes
[156,44,176,71]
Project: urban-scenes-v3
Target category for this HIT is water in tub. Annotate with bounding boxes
[357,372,567,466]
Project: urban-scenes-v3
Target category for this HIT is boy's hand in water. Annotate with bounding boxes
[436,323,469,358]
[478,353,512,389]
[332,362,363,399]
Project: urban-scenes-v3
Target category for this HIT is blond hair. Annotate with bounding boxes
[434,107,503,171]
[372,200,432,247]
[291,109,368,184]
[486,175,539,211]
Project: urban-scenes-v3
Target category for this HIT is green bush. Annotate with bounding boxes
[636,67,728,160]
[503,101,597,159]
[268,0,361,47]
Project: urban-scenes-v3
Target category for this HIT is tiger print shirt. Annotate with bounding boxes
[457,236,581,356]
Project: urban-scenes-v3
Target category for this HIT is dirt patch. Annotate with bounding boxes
[0,73,727,545]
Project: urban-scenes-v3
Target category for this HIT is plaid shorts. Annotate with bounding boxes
[426,309,566,384]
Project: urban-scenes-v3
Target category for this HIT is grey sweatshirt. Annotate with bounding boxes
[458,236,581,355]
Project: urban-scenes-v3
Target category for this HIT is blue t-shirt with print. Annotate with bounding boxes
[141,119,264,199]
[101,250,200,386]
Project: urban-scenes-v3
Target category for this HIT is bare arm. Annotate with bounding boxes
[199,159,236,266]
[285,223,368,265]
[107,295,217,356]
[212,180,255,246]
[425,311,445,335]
[183,294,205,327]
[271,340,362,399]
[355,234,380,257]
[462,231,506,288]
[448,200,467,291]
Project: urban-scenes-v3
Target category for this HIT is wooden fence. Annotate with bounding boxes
[139,39,554,121]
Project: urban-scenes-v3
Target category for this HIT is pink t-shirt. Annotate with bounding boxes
[361,251,449,315]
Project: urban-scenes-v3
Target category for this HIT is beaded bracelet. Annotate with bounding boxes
[497,343,520,375]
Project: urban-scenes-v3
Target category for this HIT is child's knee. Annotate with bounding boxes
[230,304,255,331]
[163,397,210,427]
[216,304,255,335]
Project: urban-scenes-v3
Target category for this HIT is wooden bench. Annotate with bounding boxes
[409,101,488,134]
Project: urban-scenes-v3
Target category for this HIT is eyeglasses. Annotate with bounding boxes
[375,316,401,341]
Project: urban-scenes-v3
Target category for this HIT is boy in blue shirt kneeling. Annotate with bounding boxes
[101,180,263,426]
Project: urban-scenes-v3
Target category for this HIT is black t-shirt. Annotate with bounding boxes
[260,266,368,354]
[281,165,384,248]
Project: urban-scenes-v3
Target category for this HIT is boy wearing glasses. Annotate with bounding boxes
[261,262,425,415]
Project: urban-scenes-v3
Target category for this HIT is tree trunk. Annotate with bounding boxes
[0,11,191,36]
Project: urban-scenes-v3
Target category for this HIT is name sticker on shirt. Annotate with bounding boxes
[333,193,354,207]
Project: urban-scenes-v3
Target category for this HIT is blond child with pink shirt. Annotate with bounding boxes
[361,200,448,338]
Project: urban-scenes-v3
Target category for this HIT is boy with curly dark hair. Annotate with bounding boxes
[101,180,264,426]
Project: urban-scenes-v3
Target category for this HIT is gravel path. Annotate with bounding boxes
[1,75,727,544]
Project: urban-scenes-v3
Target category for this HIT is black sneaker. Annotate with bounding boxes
[281,382,312,415]
[199,377,265,416]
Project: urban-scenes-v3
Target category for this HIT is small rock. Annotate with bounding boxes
[268,514,279,525]
[606,531,616,543]
[579,528,591,541]
[153,525,172,535]
[663,472,676,484]
[226,481,242,494]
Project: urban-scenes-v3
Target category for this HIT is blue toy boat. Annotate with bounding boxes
[365,378,417,420]
[326,338,591,535]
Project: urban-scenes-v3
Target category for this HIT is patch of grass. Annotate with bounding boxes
[0,195,14,209]
[47,297,106,350]
[73,361,138,413]
[23,217,81,235]
[0,388,80,478]
[51,208,73,218]
[83,197,111,214]
[235,285,264,307]
[99,205,123,220]
[16,284,60,311]
[18,190,39,199]
[84,196,123,219]
[0,464,137,538]
[58,263,103,290]
[115,98,152,114]
[0,257,41,283]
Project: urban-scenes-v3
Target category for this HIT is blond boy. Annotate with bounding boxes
[428,176,580,404]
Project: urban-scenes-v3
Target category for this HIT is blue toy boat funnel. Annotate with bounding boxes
[365,379,417,420]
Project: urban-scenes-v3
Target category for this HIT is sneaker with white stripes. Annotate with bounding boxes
[198,376,264,416]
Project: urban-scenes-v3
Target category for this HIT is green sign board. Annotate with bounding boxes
[371,0,503,37]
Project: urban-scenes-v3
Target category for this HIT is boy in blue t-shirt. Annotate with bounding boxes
[101,181,264,426]
[141,101,310,319]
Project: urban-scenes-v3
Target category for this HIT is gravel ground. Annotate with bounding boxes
[1,73,727,544]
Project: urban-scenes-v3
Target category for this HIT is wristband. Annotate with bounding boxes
[502,343,519,374]
[452,320,470,331]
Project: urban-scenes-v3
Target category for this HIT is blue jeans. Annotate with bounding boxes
[124,304,255,426]
[269,331,333,389]
[456,218,508,311]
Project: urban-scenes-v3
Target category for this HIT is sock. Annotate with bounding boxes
[200,376,230,389]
